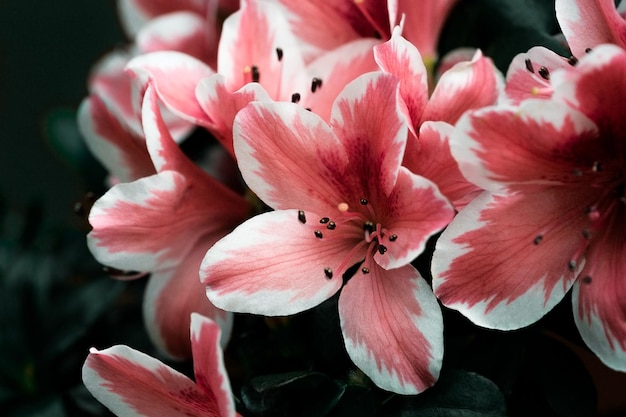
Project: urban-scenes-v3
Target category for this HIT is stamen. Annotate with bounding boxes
[567,56,578,66]
[360,198,368,205]
[538,66,550,80]
[585,47,593,53]
[276,47,283,61]
[298,210,307,224]
[291,93,301,103]
[533,235,543,245]
[378,245,387,255]
[314,230,323,239]
[361,267,370,274]
[251,65,260,83]
[319,217,330,224]
[568,260,577,271]
[311,77,322,93]
[363,221,375,233]
[581,275,592,284]
[592,161,602,172]
[389,234,397,242]
[525,58,534,73]
[324,267,333,279]
[327,221,336,230]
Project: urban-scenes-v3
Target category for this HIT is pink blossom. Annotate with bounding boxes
[200,72,454,394]
[432,45,626,371]
[83,313,239,417]
[87,86,250,359]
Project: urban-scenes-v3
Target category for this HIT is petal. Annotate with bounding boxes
[572,231,626,372]
[190,314,237,417]
[330,72,407,196]
[126,51,215,127]
[404,121,482,210]
[82,345,217,417]
[504,46,571,105]
[233,101,350,213]
[555,0,626,57]
[305,38,380,122]
[553,44,626,141]
[201,210,351,316]
[87,171,200,272]
[374,167,454,270]
[77,95,155,183]
[196,74,272,156]
[117,0,212,37]
[432,187,595,330]
[339,264,443,394]
[451,99,599,192]
[422,50,500,125]
[137,12,216,66]
[217,0,308,99]
[374,26,429,136]
[143,236,233,360]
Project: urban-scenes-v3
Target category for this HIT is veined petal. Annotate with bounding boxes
[77,95,155,183]
[374,26,429,136]
[305,38,380,122]
[331,72,407,197]
[432,187,595,330]
[339,264,443,394]
[374,167,454,270]
[190,314,237,417]
[504,46,571,105]
[201,210,351,316]
[143,236,233,360]
[87,171,202,272]
[573,230,626,372]
[233,101,350,213]
[555,0,626,57]
[82,345,219,417]
[117,0,212,37]
[196,74,272,156]
[451,100,599,192]
[422,50,500,125]
[137,12,216,66]
[126,51,215,127]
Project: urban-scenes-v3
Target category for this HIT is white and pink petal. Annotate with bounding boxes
[339,264,443,394]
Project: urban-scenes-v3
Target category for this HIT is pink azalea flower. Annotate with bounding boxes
[83,313,239,417]
[432,44,626,371]
[87,86,251,359]
[373,27,499,208]
[200,72,454,394]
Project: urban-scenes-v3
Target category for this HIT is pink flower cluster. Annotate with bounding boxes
[80,0,626,415]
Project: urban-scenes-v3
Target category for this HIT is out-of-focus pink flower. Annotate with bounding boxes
[200,72,454,394]
[83,313,239,417]
[87,87,251,359]
[432,44,626,372]
[374,27,500,208]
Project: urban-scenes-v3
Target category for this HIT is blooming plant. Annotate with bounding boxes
[12,0,620,416]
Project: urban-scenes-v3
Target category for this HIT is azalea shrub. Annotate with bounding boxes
[11,0,626,416]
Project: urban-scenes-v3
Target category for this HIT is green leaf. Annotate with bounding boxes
[241,371,346,417]
[381,369,507,417]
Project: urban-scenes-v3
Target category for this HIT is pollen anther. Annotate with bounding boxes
[298,210,306,224]
[324,267,333,279]
[378,245,387,255]
[319,217,330,224]
[314,230,323,239]
[327,221,336,230]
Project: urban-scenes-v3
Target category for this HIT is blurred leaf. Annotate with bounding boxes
[241,371,346,417]
[327,385,381,417]
[381,369,507,417]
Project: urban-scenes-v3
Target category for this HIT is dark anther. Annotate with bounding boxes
[533,235,543,245]
[305,107,312,111]
[592,161,602,172]
[327,221,336,230]
[572,169,583,177]
[314,230,323,239]
[584,206,593,214]
[378,245,387,255]
[585,47,593,53]
[363,221,375,233]
[311,77,322,93]
[538,66,550,80]
[324,267,333,279]
[73,201,85,216]
[361,267,370,274]
[251,65,260,83]
[389,234,398,242]
[582,275,592,284]
[567,55,579,66]
[291,92,301,103]
[319,217,330,224]
[525,58,534,73]
[276,48,283,61]
[298,210,307,224]
[360,198,368,205]
[582,229,591,239]
[568,260,577,271]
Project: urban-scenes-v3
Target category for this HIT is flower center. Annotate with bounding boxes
[296,198,397,281]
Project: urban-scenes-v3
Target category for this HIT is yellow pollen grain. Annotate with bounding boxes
[337,202,349,212]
